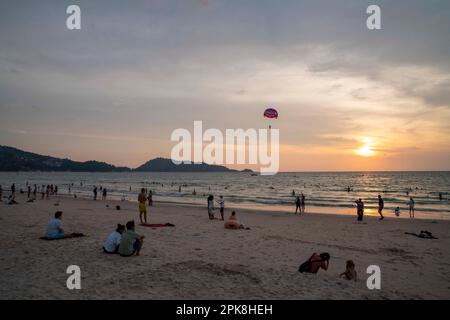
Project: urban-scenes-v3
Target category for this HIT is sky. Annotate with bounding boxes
[0,0,449,171]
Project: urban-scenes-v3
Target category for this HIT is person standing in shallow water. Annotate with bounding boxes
[295,195,301,214]
[147,190,153,206]
[378,195,384,220]
[408,197,415,218]
[301,193,306,213]
[356,199,364,222]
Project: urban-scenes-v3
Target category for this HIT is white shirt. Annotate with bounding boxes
[219,199,225,209]
[46,218,62,238]
[103,231,122,252]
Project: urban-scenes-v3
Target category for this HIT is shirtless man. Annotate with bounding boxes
[138,188,148,224]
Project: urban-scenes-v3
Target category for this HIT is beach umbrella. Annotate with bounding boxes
[263,107,278,129]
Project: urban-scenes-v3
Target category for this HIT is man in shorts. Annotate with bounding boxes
[138,188,147,224]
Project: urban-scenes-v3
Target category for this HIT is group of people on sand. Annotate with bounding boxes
[355,195,416,222]
[206,195,249,229]
[294,193,306,214]
[207,194,225,220]
[92,186,108,201]
[299,252,357,281]
[45,211,144,257]
[103,221,145,257]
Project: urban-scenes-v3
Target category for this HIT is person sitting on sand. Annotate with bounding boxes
[103,224,125,254]
[224,211,248,229]
[46,211,65,239]
[119,221,145,257]
[395,207,400,217]
[340,260,357,281]
[138,188,148,224]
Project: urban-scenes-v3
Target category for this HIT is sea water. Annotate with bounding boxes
[0,171,449,220]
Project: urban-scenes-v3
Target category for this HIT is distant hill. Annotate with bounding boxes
[134,157,236,172]
[0,146,130,172]
[0,146,253,173]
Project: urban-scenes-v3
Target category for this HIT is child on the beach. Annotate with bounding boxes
[216,195,225,220]
[340,260,357,281]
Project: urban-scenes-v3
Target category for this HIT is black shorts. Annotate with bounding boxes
[120,240,142,257]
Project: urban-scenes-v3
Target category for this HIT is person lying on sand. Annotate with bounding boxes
[103,224,125,254]
[340,260,357,281]
[224,211,250,230]
[119,221,145,257]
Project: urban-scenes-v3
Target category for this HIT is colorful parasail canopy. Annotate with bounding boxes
[264,108,278,119]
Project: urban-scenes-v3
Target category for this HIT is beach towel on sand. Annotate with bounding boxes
[40,233,85,240]
[139,223,175,228]
[405,231,437,239]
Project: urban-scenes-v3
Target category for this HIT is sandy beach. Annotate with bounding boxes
[0,193,449,300]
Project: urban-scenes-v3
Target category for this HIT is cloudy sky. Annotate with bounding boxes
[1,0,449,171]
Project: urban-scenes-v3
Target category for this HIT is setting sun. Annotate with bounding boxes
[356,144,375,157]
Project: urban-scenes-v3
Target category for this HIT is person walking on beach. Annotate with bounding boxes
[102,188,107,200]
[138,188,148,224]
[27,186,31,199]
[45,185,50,199]
[11,183,15,197]
[54,185,58,196]
[216,195,225,220]
[378,195,384,220]
[32,184,37,200]
[207,195,214,220]
[408,197,415,218]
[93,186,98,200]
[295,195,301,214]
[301,193,306,213]
[356,199,364,222]
[147,190,153,206]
